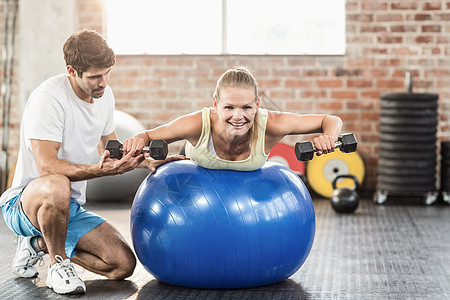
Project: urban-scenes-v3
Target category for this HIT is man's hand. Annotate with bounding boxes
[97,148,146,176]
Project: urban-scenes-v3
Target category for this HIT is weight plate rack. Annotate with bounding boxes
[374,93,439,204]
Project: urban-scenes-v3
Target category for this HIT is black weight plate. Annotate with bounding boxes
[440,149,450,158]
[380,134,436,143]
[380,107,437,117]
[440,168,450,177]
[380,101,438,109]
[378,167,435,176]
[441,141,450,150]
[377,175,436,185]
[380,124,437,134]
[378,159,436,169]
[380,93,439,101]
[379,142,436,152]
[380,116,438,126]
[379,151,436,160]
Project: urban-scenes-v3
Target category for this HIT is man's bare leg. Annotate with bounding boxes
[20,174,71,264]
[71,222,136,279]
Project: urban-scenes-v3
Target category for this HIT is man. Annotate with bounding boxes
[0,29,180,295]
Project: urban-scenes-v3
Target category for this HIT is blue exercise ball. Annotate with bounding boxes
[131,160,315,289]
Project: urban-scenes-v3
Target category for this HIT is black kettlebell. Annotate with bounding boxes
[331,174,359,213]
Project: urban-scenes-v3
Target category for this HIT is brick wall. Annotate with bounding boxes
[2,0,450,193]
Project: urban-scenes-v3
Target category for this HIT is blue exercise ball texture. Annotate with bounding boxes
[131,160,315,289]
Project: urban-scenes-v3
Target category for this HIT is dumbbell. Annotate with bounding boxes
[294,133,357,161]
[106,139,168,160]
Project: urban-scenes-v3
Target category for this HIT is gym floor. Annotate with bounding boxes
[0,197,449,300]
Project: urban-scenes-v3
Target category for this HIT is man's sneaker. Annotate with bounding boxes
[12,235,44,278]
[46,255,86,295]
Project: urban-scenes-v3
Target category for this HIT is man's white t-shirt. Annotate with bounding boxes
[0,73,115,206]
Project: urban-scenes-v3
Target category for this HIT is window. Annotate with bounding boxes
[105,0,345,55]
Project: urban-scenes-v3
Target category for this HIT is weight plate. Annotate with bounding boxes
[380,93,438,102]
[441,141,450,150]
[381,101,438,109]
[306,149,365,198]
[380,116,438,126]
[380,134,436,143]
[377,175,436,185]
[440,149,450,158]
[380,125,437,134]
[268,142,305,174]
[378,159,436,169]
[379,151,436,160]
[380,107,437,117]
[378,167,435,176]
[379,142,436,152]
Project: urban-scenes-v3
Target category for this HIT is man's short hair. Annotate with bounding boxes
[63,29,115,76]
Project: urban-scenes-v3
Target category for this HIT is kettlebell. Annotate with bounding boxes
[331,174,359,213]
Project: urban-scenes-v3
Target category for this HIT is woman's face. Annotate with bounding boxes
[214,87,260,137]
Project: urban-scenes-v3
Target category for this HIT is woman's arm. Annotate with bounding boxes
[122,110,203,155]
[265,111,343,155]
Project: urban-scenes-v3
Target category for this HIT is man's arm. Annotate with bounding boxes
[31,139,145,182]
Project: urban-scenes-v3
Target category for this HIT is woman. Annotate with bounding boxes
[123,67,343,171]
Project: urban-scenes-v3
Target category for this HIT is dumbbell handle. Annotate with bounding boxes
[120,144,150,153]
[310,140,344,152]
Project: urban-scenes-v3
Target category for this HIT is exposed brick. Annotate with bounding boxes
[347,80,373,88]
[376,14,403,22]
[300,90,328,99]
[391,47,420,55]
[377,36,403,43]
[316,80,344,88]
[363,47,389,55]
[362,2,388,10]
[423,2,441,10]
[361,26,388,33]
[391,3,419,10]
[317,101,344,110]
[331,91,358,100]
[422,25,441,32]
[361,90,381,99]
[347,13,373,22]
[285,80,313,88]
[410,14,433,21]
[376,80,404,89]
[416,35,434,43]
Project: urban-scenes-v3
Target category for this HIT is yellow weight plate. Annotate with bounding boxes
[306,149,365,198]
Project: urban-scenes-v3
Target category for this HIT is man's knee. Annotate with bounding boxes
[37,174,71,199]
[23,174,71,205]
[109,247,136,279]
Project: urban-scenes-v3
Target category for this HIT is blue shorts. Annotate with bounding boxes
[1,193,105,258]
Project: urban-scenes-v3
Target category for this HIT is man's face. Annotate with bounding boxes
[69,66,112,101]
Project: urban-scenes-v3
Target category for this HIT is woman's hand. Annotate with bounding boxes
[312,135,336,156]
[145,155,190,174]
[122,137,149,157]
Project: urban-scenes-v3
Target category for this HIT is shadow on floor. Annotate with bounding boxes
[135,279,309,300]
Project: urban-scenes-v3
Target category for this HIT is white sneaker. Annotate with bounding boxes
[12,235,44,278]
[46,255,86,295]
